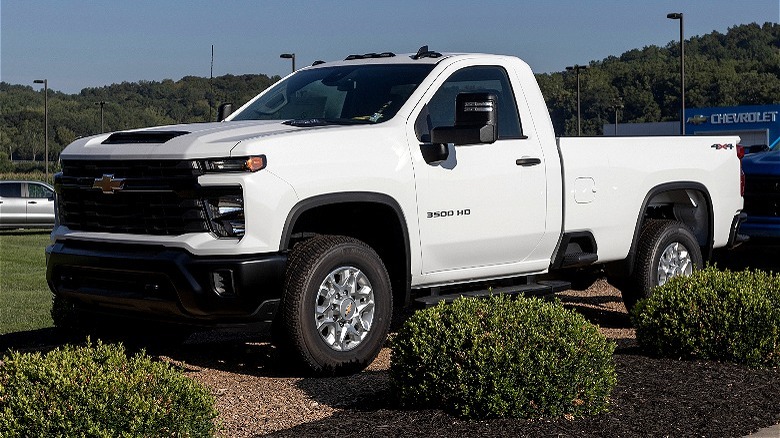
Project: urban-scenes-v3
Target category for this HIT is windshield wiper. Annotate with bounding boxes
[282,118,374,127]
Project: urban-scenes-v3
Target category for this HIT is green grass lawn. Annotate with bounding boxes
[0,230,53,334]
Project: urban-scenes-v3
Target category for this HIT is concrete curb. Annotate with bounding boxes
[745,423,780,437]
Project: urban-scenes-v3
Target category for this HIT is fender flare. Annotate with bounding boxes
[280,191,413,304]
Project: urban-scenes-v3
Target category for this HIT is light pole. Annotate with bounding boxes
[280,53,295,73]
[33,79,49,182]
[566,64,589,136]
[612,98,623,136]
[667,12,685,135]
[95,101,107,133]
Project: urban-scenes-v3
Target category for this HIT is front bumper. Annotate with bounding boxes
[46,239,287,327]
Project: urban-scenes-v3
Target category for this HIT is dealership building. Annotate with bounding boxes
[604,104,780,148]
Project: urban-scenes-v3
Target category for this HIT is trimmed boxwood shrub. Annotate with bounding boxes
[632,266,780,367]
[390,295,616,419]
[0,339,218,437]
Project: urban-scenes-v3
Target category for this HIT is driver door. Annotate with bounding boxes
[410,64,548,276]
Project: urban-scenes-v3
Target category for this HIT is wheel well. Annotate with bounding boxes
[608,183,713,278]
[283,198,410,308]
[643,188,711,248]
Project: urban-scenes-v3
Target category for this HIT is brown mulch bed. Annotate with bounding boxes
[262,351,780,438]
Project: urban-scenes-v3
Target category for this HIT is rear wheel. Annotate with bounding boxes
[275,235,392,376]
[622,220,703,312]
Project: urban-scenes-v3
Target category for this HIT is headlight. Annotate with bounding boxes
[204,191,245,238]
[202,156,266,173]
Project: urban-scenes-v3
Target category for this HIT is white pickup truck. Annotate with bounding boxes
[47,48,745,374]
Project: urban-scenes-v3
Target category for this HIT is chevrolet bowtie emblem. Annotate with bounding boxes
[92,174,126,194]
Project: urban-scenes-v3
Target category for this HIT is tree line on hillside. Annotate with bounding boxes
[538,22,780,136]
[1,22,778,172]
[0,74,279,172]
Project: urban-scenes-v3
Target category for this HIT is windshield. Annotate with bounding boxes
[231,64,435,124]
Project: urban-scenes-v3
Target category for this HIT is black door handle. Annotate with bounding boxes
[516,157,541,166]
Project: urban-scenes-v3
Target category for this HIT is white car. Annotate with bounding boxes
[0,181,55,229]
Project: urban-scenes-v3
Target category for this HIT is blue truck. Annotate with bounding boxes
[681,105,779,241]
[741,141,780,239]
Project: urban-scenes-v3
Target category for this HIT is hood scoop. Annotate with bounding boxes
[102,130,190,145]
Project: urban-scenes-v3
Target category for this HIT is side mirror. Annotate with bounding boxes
[217,103,234,122]
[420,143,449,165]
[430,92,498,145]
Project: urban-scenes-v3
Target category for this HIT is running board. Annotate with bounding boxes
[413,280,571,309]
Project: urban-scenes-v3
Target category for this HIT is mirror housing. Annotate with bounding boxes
[420,142,449,165]
[217,103,234,122]
[430,92,498,145]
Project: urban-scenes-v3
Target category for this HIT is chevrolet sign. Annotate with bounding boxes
[710,111,778,125]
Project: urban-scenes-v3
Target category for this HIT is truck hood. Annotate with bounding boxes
[741,150,780,176]
[60,120,343,160]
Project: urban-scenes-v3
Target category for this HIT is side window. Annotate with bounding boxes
[416,66,523,142]
[0,183,22,198]
[27,183,53,199]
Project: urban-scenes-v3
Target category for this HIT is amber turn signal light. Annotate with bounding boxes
[245,156,266,172]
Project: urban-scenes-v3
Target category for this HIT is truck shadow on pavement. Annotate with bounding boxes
[0,279,638,380]
[714,241,780,273]
[0,326,291,378]
[0,327,82,354]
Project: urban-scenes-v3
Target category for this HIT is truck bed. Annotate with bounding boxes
[557,135,743,262]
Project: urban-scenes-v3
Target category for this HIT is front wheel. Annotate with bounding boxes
[276,235,392,376]
[623,220,703,312]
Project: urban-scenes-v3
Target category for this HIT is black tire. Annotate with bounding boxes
[622,220,703,312]
[275,235,392,376]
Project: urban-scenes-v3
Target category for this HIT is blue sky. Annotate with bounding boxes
[2,0,779,94]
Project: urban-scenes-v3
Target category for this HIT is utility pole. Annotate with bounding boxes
[33,79,49,182]
[613,98,623,136]
[95,101,106,133]
[565,65,589,136]
[667,12,685,135]
[210,45,214,121]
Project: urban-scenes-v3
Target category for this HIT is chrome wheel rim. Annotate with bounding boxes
[657,242,693,287]
[314,266,375,352]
